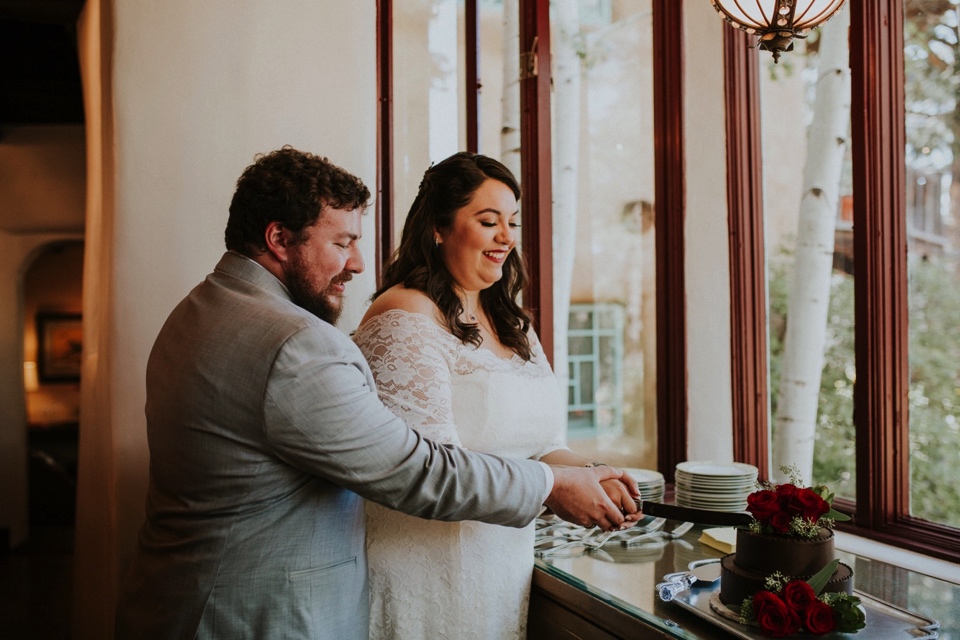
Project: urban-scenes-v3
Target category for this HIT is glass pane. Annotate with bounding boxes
[393,0,466,245]
[762,6,855,497]
[568,335,593,356]
[551,0,655,466]
[478,0,517,163]
[904,1,960,527]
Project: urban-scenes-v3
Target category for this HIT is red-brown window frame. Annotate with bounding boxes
[848,0,960,562]
[722,0,960,563]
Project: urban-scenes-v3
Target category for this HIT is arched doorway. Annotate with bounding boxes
[23,240,84,530]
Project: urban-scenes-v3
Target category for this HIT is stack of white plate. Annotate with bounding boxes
[623,468,665,503]
[674,460,758,512]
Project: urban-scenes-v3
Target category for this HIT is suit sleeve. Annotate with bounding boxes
[262,325,547,528]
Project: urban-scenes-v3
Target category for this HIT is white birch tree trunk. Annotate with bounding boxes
[551,0,582,396]
[500,0,521,178]
[772,5,851,484]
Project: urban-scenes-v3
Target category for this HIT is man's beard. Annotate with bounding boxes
[285,256,348,325]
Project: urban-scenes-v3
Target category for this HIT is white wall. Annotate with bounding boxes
[683,0,734,462]
[72,2,378,637]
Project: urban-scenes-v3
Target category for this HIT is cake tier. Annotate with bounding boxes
[734,528,835,577]
[719,553,853,607]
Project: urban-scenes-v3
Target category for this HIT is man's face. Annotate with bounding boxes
[283,207,364,324]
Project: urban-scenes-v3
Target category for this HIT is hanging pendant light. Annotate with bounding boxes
[708,0,847,63]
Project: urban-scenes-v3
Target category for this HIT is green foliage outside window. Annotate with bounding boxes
[769,247,960,527]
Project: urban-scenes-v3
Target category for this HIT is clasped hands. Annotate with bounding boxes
[543,465,642,532]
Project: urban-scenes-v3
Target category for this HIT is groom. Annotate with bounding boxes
[114,146,635,640]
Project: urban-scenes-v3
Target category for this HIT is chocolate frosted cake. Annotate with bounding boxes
[719,527,853,607]
[706,466,865,635]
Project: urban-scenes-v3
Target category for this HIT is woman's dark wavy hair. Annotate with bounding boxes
[225,146,370,255]
[374,151,532,361]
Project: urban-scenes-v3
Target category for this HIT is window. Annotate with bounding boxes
[727,1,960,562]
[548,0,658,468]
[902,0,960,530]
[389,0,468,247]
[566,303,624,439]
[380,0,960,563]
[758,9,856,500]
[380,0,671,471]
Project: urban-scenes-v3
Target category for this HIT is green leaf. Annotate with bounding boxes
[827,507,851,522]
[806,558,839,595]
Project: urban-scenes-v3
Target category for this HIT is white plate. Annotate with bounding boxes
[622,468,665,484]
[676,461,758,478]
[675,480,754,493]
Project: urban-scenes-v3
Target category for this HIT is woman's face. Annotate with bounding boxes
[438,178,519,293]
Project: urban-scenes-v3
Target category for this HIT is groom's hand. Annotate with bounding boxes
[544,465,638,531]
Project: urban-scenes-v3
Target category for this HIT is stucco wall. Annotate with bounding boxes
[71,2,378,637]
[683,0,734,463]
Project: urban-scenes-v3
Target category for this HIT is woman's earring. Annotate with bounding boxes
[434,237,441,247]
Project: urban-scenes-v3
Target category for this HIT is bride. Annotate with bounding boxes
[353,151,639,639]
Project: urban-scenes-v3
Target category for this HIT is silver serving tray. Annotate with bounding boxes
[667,560,940,639]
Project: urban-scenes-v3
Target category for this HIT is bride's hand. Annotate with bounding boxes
[545,465,630,531]
[601,469,643,523]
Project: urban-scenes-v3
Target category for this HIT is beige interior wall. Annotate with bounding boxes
[72,1,378,637]
[683,0,734,463]
[0,125,86,233]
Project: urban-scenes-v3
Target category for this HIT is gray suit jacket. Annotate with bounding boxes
[115,252,547,640]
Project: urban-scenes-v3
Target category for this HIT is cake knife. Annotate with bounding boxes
[637,501,754,527]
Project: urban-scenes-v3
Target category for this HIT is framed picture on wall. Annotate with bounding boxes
[37,313,82,383]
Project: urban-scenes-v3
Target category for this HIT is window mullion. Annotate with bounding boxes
[850,0,908,529]
[465,0,480,154]
[376,0,394,277]
[653,0,686,484]
[518,0,554,363]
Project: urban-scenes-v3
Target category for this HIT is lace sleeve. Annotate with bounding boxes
[527,329,569,459]
[353,310,462,446]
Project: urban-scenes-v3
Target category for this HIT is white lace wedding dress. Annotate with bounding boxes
[353,309,566,640]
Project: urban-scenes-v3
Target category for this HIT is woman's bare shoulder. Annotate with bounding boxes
[361,285,442,325]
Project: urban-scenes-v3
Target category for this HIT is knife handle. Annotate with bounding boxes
[656,574,697,601]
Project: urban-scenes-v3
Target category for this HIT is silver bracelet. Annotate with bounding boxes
[586,461,607,468]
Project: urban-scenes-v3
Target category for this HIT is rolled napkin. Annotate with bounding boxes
[699,527,738,554]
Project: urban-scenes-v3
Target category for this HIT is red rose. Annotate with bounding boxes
[804,600,838,635]
[791,488,830,522]
[776,484,801,519]
[781,580,816,614]
[753,591,801,637]
[770,511,792,533]
[775,483,798,500]
[747,490,780,522]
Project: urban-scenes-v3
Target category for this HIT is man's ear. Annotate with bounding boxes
[264,221,290,263]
